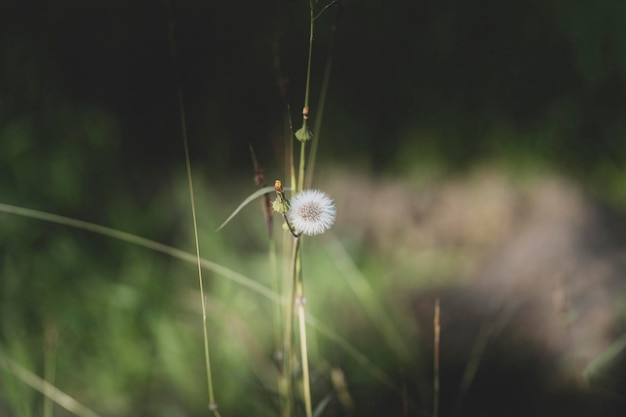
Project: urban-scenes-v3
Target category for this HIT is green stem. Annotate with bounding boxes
[297,276,313,417]
[269,238,282,362]
[283,236,301,417]
[306,5,340,189]
[303,0,315,111]
[297,0,316,193]
[269,236,287,417]
[297,141,307,194]
[168,16,220,415]
[433,298,440,417]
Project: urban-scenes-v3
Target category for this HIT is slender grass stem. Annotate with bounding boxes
[269,239,282,361]
[287,103,297,197]
[296,0,316,194]
[168,17,220,415]
[0,349,101,417]
[303,0,315,113]
[283,236,301,417]
[179,90,218,413]
[297,141,307,194]
[433,298,441,417]
[306,4,341,189]
[297,280,313,417]
[291,4,317,413]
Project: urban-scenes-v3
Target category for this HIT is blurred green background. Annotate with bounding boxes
[2,0,626,416]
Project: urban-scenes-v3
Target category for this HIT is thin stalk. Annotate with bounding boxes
[286,103,297,198]
[433,298,440,417]
[179,85,220,417]
[269,236,289,417]
[0,349,101,417]
[269,239,282,363]
[306,4,341,189]
[297,0,316,193]
[297,141,308,194]
[297,279,313,417]
[303,0,315,113]
[168,17,220,416]
[272,34,296,191]
[283,236,301,417]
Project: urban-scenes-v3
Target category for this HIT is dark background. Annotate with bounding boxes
[3,0,626,197]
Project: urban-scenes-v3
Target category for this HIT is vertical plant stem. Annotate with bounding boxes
[167,16,221,416]
[181,102,219,414]
[433,298,441,417]
[297,279,313,417]
[283,236,301,417]
[303,0,315,113]
[269,239,282,362]
[270,237,290,417]
[297,0,316,193]
[306,5,341,189]
[297,141,307,194]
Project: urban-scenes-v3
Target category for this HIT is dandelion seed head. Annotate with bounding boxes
[288,189,336,236]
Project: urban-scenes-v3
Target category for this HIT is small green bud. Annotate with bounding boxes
[273,196,291,214]
[295,125,314,142]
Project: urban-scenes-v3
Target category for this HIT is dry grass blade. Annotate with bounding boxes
[0,202,279,302]
[215,186,278,232]
[0,350,101,417]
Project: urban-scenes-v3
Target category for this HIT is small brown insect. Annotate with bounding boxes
[274,180,283,193]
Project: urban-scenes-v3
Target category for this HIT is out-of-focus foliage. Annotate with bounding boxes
[2,0,626,416]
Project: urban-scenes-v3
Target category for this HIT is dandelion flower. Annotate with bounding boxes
[288,190,336,236]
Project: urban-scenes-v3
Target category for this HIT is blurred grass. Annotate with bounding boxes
[2,98,626,415]
[0,175,415,415]
[2,1,626,415]
[3,144,626,416]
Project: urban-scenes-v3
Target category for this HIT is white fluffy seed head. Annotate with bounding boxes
[288,190,336,236]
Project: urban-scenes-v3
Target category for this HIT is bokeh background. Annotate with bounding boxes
[2,0,626,416]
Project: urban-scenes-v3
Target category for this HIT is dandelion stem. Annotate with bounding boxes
[282,213,300,238]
